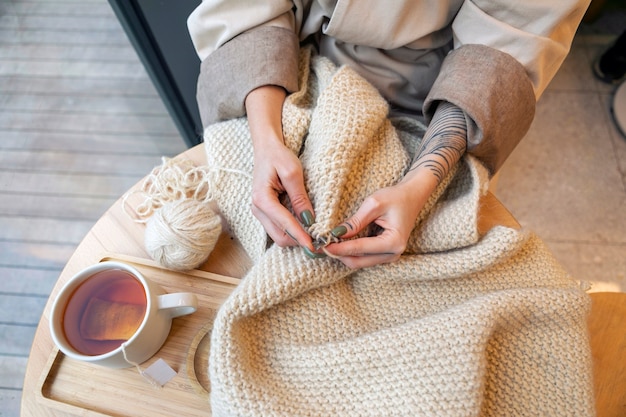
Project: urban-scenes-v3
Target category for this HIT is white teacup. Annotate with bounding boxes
[50,261,197,368]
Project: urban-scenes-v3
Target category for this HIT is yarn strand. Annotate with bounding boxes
[120,157,251,271]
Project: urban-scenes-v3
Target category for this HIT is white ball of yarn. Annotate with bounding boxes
[145,199,222,271]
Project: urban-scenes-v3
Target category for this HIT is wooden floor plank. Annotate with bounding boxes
[0,389,21,417]
[6,1,114,16]
[0,93,169,115]
[0,149,166,176]
[0,295,47,326]
[0,216,95,245]
[0,59,147,78]
[0,324,37,356]
[0,356,28,390]
[0,13,120,31]
[0,193,114,219]
[0,28,128,45]
[0,130,187,155]
[0,267,60,296]
[0,75,160,96]
[0,43,138,61]
[0,111,179,135]
[0,171,142,197]
[0,241,76,269]
[13,0,102,3]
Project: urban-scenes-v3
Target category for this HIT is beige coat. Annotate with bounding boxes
[187,0,589,172]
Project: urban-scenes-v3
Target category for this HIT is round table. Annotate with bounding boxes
[20,145,625,416]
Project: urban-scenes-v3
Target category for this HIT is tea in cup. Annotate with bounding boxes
[50,261,197,368]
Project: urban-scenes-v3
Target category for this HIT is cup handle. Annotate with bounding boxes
[157,293,198,318]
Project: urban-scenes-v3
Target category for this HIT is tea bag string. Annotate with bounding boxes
[121,342,160,388]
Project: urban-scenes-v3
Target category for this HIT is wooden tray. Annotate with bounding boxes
[35,254,239,417]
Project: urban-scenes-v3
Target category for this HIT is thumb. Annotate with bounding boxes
[329,197,382,240]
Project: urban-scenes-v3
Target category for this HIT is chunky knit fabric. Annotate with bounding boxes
[203,48,595,416]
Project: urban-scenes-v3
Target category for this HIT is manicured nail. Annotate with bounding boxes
[300,210,314,227]
[302,246,327,259]
[331,225,347,238]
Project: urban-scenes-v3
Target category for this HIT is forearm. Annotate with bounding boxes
[405,101,467,188]
[424,45,534,174]
[245,85,287,149]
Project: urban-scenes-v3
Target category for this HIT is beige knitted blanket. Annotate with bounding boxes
[202,48,595,416]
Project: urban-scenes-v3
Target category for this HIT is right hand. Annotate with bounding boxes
[251,137,315,248]
[246,85,316,250]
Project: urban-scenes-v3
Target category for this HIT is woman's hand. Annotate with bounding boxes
[245,85,316,250]
[323,172,437,268]
[324,101,467,269]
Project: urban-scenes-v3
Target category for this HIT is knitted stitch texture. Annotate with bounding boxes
[203,48,595,416]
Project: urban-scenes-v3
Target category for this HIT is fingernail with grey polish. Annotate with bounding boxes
[302,246,327,259]
[301,210,314,227]
[331,225,347,238]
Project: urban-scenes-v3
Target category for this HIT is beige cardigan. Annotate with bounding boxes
[202,49,595,416]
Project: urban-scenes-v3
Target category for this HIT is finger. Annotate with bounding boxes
[323,231,404,266]
[279,167,315,227]
[251,206,293,247]
[338,253,400,269]
[251,199,313,249]
[325,233,402,257]
[330,196,386,240]
[323,241,400,269]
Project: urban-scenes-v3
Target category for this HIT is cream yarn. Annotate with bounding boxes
[123,157,223,271]
[145,198,221,271]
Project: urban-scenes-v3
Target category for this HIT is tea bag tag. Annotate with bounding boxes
[121,343,176,388]
[141,358,177,387]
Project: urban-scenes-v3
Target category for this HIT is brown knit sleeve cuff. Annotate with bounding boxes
[196,26,299,127]
[423,44,536,174]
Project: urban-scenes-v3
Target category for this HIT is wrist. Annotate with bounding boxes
[246,85,287,152]
[398,167,440,207]
[251,130,284,150]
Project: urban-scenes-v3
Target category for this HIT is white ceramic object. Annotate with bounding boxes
[50,261,197,368]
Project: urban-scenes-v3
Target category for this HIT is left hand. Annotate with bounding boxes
[322,167,438,269]
[323,101,468,269]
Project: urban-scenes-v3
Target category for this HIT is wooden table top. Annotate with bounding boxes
[20,145,625,416]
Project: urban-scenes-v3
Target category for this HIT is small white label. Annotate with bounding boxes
[142,358,177,387]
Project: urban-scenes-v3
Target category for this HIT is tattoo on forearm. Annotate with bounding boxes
[409,102,467,182]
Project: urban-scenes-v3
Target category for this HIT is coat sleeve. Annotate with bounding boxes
[425,0,590,173]
[187,1,300,126]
